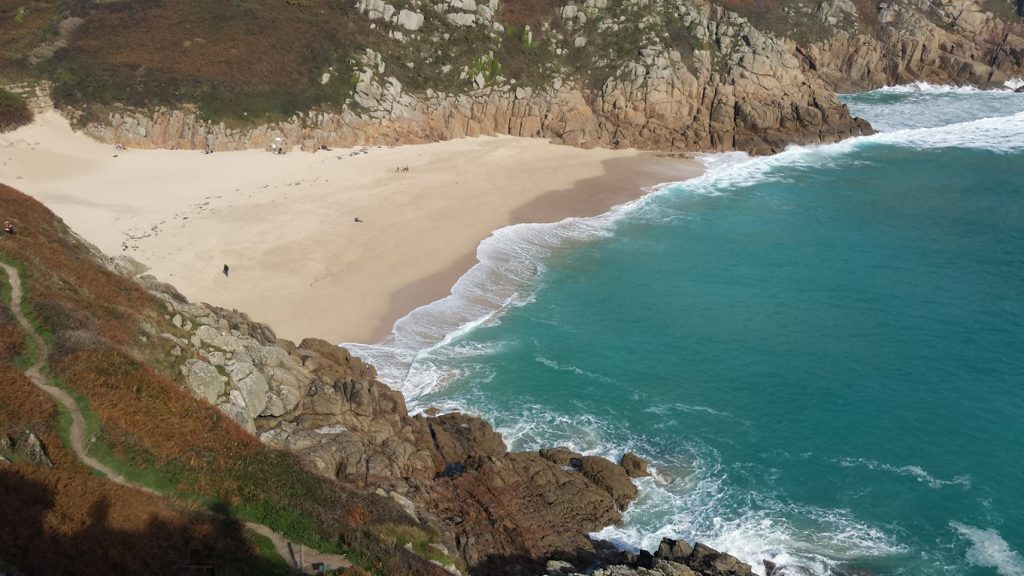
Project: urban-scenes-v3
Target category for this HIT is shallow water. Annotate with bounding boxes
[349,83,1024,576]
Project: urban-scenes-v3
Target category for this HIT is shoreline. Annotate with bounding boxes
[1,111,703,345]
[368,154,703,344]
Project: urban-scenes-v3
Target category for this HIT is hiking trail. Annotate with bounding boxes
[1,261,350,575]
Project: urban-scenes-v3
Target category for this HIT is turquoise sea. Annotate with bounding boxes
[349,84,1024,576]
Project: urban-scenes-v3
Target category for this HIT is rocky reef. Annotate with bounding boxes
[53,0,1022,155]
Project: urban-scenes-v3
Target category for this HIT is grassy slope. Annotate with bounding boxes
[0,183,451,576]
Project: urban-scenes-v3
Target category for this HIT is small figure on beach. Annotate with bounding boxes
[3,220,14,235]
[223,264,230,277]
[114,143,125,151]
[354,217,363,223]
[270,137,286,155]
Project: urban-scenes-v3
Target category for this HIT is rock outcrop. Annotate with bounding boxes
[0,431,54,468]
[546,537,758,576]
[805,0,1024,91]
[132,271,643,573]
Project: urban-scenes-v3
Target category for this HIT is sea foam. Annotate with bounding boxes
[345,182,679,402]
[951,523,1024,576]
[836,458,972,490]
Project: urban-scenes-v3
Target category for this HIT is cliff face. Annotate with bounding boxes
[805,0,1024,91]
[46,0,1020,155]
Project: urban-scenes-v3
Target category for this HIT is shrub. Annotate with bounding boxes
[0,88,32,132]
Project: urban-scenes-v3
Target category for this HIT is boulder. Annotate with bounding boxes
[580,455,637,510]
[397,9,424,31]
[654,559,696,576]
[181,359,225,404]
[22,432,53,468]
[226,361,269,418]
[426,412,506,466]
[620,452,649,478]
[655,538,693,562]
[687,543,756,576]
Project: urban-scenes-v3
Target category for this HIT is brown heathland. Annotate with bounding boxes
[0,183,450,575]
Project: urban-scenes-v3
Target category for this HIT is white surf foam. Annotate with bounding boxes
[679,108,1024,200]
[644,403,732,418]
[836,458,972,489]
[951,523,1024,576]
[535,355,616,384]
[345,181,682,400]
[872,111,1024,153]
[868,81,1010,95]
[592,450,907,576]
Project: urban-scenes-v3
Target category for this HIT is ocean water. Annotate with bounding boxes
[347,83,1024,576]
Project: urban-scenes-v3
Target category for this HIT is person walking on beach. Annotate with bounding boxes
[223,264,229,277]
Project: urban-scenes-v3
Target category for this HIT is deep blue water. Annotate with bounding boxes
[351,84,1024,576]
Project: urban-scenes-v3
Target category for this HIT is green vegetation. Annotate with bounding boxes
[715,0,834,43]
[373,523,457,566]
[7,0,379,127]
[0,87,32,132]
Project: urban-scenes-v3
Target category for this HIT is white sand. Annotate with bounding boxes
[1,111,703,344]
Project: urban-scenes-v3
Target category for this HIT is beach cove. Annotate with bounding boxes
[0,110,703,344]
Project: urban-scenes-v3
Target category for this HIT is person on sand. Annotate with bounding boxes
[3,220,14,235]
[223,264,229,277]
[354,217,363,223]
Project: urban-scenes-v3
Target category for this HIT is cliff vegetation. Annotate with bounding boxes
[2,0,1021,153]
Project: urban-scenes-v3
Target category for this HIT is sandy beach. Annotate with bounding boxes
[1,111,703,344]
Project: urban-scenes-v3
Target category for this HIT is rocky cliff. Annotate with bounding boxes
[110,258,774,575]
[27,0,1019,155]
[125,264,645,574]
[1,180,765,575]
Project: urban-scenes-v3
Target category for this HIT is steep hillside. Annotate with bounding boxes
[2,0,1021,153]
[1,184,766,575]
[0,183,461,576]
